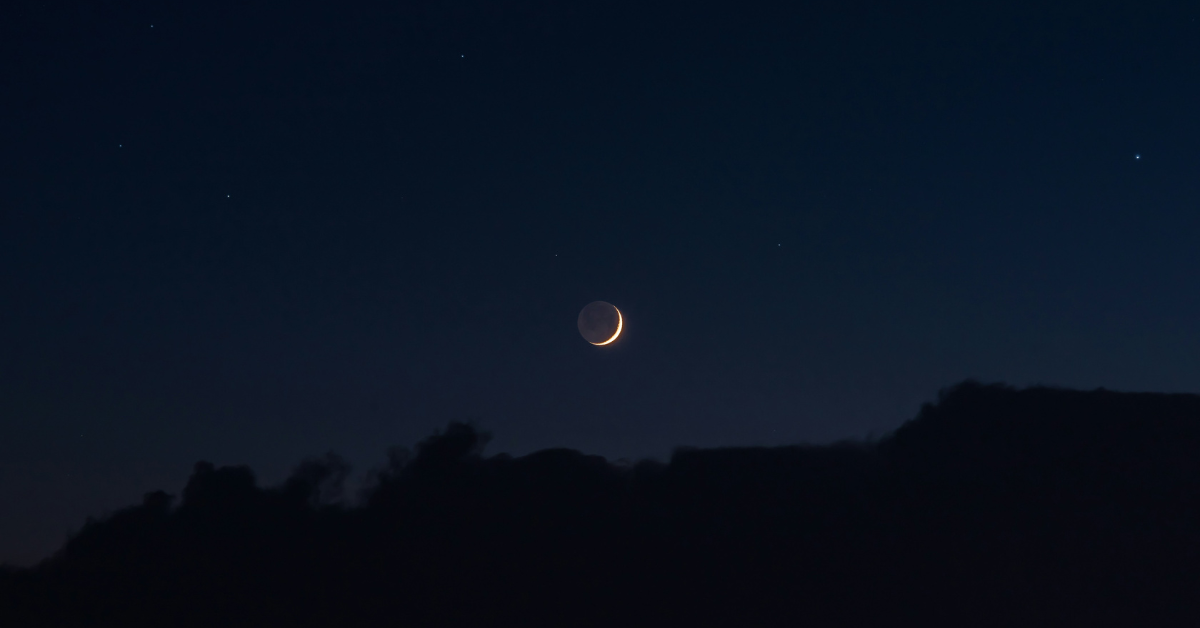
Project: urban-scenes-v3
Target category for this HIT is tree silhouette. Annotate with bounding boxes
[4,381,1200,626]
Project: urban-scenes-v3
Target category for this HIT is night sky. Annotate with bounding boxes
[2,0,1198,565]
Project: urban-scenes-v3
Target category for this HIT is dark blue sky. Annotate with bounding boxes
[2,0,1198,564]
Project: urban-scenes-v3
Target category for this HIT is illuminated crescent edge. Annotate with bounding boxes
[591,307,623,345]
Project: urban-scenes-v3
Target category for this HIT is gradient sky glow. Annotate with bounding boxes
[2,0,1199,565]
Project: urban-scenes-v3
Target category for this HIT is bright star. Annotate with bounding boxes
[1135,154,1141,160]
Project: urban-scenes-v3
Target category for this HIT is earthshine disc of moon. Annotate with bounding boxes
[578,301,622,345]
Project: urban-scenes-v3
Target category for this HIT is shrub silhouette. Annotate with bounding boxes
[4,381,1200,626]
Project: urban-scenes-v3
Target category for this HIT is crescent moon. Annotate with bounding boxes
[591,307,623,345]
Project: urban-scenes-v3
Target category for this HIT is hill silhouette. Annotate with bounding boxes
[4,381,1200,626]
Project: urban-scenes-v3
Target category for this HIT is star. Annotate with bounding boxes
[1135,154,1141,160]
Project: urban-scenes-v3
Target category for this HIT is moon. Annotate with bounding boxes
[578,301,623,345]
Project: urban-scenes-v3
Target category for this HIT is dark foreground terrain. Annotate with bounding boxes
[4,381,1200,626]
